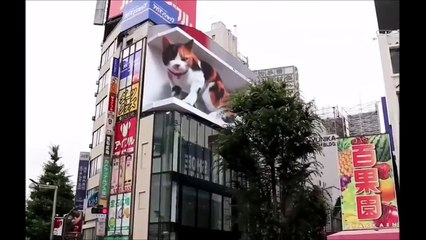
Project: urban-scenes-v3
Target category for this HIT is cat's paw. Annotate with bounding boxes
[171,86,181,97]
[182,95,197,106]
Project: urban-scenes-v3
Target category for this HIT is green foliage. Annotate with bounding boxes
[216,78,328,240]
[26,145,75,240]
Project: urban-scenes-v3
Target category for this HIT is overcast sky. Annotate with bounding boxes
[26,1,384,197]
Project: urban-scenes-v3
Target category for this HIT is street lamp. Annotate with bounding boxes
[29,179,58,240]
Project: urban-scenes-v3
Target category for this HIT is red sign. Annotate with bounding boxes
[113,117,137,156]
[166,0,197,27]
[352,142,382,221]
[356,195,382,220]
[108,0,128,20]
[108,0,197,27]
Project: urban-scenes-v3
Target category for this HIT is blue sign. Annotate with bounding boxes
[112,58,120,77]
[121,0,178,33]
[87,191,99,208]
[75,159,89,210]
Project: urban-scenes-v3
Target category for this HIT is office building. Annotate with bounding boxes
[374,0,399,174]
[205,21,249,67]
[253,66,300,96]
[316,106,349,138]
[343,102,381,137]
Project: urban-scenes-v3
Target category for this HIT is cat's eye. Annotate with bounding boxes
[181,57,188,61]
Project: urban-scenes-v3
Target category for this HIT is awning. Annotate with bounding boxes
[327,228,399,240]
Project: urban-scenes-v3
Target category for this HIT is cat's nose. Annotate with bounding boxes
[173,64,180,70]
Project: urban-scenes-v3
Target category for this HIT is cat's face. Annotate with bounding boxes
[162,37,195,75]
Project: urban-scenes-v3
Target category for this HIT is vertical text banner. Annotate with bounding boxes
[338,134,399,230]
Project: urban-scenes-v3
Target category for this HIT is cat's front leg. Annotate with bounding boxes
[182,80,204,106]
[171,85,182,98]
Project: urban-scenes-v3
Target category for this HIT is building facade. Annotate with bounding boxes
[205,21,249,67]
[316,106,349,138]
[83,1,256,239]
[342,102,382,137]
[374,0,399,176]
[253,66,300,96]
[376,31,399,175]
[205,22,238,58]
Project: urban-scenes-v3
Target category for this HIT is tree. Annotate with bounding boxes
[216,78,328,240]
[26,145,75,240]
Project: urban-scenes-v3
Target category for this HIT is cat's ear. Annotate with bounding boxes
[162,37,171,49]
[184,39,194,50]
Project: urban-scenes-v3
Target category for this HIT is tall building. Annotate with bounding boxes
[205,21,249,67]
[253,66,300,96]
[374,0,399,174]
[84,1,257,240]
[205,22,238,57]
[343,102,381,137]
[316,106,349,138]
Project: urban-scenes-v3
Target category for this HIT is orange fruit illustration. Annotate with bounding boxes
[379,178,396,202]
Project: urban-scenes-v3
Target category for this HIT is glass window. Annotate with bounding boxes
[160,174,171,222]
[225,168,231,188]
[390,47,399,74]
[101,52,106,67]
[108,41,115,60]
[211,145,219,184]
[162,113,174,172]
[197,190,210,228]
[153,114,164,173]
[211,193,222,230]
[196,123,205,179]
[223,197,232,231]
[89,156,101,177]
[95,97,107,119]
[97,70,110,93]
[148,224,159,240]
[123,47,129,58]
[205,127,213,182]
[130,45,135,55]
[171,182,178,222]
[92,125,105,147]
[150,175,161,223]
[83,228,95,240]
[180,116,189,174]
[181,186,196,226]
[136,40,143,51]
[89,156,101,178]
[188,119,197,177]
[172,112,181,172]
[218,156,224,185]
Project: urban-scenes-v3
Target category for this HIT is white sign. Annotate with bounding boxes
[96,217,106,237]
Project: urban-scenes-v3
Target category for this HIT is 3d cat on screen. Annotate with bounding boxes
[161,37,235,122]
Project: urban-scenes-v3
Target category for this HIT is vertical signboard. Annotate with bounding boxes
[107,195,118,236]
[100,157,111,199]
[124,153,134,192]
[99,57,120,209]
[106,39,144,238]
[110,158,120,195]
[53,217,64,237]
[338,134,399,230]
[75,152,90,210]
[114,117,137,156]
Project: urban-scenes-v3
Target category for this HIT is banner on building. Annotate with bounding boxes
[338,134,399,230]
[75,152,90,210]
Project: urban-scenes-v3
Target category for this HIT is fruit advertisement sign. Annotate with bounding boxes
[338,134,399,230]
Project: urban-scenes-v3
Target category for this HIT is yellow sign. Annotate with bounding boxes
[117,83,139,117]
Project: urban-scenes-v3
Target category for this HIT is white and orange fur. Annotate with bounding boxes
[162,37,235,122]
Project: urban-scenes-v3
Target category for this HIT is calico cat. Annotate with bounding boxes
[162,37,235,122]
